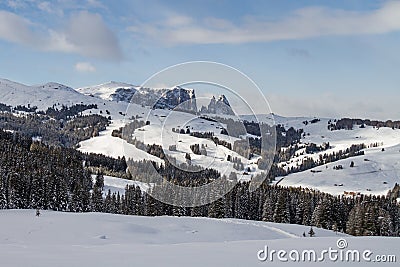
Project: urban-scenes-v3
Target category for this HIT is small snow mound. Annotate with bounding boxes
[40,82,76,93]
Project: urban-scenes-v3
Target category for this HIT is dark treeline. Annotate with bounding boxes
[247,124,303,155]
[278,144,366,176]
[0,103,12,112]
[0,129,128,210]
[126,158,221,185]
[0,111,109,147]
[189,131,233,150]
[41,103,98,120]
[94,175,400,237]
[277,142,330,163]
[329,118,400,130]
[10,103,98,120]
[0,129,93,211]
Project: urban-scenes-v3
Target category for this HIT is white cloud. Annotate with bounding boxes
[37,2,64,16]
[0,10,122,60]
[75,62,96,73]
[0,10,39,44]
[45,11,123,60]
[129,1,400,45]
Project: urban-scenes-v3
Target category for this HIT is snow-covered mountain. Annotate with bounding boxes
[0,79,86,110]
[134,86,197,112]
[0,78,198,114]
[78,82,197,112]
[200,94,235,115]
[76,81,139,101]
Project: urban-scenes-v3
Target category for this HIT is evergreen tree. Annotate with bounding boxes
[308,226,315,237]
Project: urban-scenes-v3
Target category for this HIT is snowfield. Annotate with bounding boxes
[0,210,398,267]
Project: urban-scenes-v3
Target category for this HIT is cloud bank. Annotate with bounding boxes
[129,1,400,45]
[0,10,122,60]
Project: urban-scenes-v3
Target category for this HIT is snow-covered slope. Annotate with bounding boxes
[1,210,398,267]
[78,118,163,164]
[273,116,400,195]
[278,144,400,196]
[79,108,264,180]
[76,81,139,101]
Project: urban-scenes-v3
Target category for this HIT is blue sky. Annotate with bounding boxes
[0,0,399,119]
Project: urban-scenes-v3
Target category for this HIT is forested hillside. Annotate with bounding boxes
[1,128,399,237]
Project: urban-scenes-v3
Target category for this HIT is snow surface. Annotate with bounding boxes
[93,175,152,195]
[1,210,398,267]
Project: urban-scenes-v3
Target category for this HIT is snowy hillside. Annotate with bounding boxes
[78,108,265,181]
[1,210,398,267]
[278,143,400,195]
[0,78,129,120]
[272,116,400,196]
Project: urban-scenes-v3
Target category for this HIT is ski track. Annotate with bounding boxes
[221,218,299,238]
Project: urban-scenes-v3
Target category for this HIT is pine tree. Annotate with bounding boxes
[208,197,225,218]
[380,212,394,236]
[308,226,315,237]
[273,192,290,223]
[262,195,274,222]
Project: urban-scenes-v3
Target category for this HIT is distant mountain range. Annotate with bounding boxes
[0,78,234,115]
[77,81,232,115]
